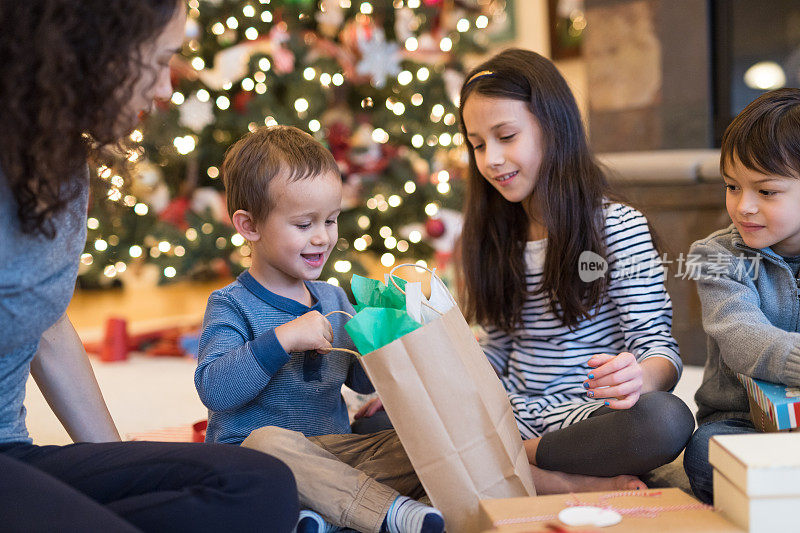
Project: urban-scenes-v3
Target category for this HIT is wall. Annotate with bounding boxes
[583,0,712,151]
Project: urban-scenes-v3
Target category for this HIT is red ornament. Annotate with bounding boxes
[159,196,191,230]
[326,122,352,163]
[233,90,254,114]
[210,257,231,278]
[425,217,446,239]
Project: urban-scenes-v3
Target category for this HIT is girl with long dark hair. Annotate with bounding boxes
[459,49,695,492]
[0,1,298,529]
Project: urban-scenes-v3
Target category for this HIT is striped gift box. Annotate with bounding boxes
[737,374,800,431]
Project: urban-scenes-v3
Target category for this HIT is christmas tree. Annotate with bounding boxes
[78,0,509,293]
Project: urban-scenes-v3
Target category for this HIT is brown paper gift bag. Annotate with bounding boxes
[355,266,536,532]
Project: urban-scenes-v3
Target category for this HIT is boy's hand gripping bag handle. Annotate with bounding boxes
[323,311,361,357]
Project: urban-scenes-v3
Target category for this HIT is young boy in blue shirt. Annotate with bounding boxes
[196,125,444,533]
[683,88,800,503]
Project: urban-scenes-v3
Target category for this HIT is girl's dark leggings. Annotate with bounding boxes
[535,391,696,477]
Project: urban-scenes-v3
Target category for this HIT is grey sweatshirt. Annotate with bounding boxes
[692,225,800,425]
[0,166,89,443]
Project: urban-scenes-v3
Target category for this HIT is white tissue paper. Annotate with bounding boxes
[387,269,456,325]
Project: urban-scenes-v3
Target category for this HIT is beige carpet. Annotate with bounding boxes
[24,351,703,446]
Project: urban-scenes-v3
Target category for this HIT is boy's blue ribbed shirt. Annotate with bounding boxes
[196,271,374,444]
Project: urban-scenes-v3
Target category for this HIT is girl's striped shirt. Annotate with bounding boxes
[481,203,682,438]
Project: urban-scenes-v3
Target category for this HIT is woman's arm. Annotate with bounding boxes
[30,314,120,442]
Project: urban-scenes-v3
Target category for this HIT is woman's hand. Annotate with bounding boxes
[354,398,384,419]
[583,352,643,409]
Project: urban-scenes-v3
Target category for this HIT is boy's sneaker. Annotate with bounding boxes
[296,509,340,533]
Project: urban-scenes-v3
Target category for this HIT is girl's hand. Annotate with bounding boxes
[583,352,643,409]
[354,398,384,419]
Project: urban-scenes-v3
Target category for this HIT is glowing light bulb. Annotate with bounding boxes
[294,98,309,113]
[381,253,395,267]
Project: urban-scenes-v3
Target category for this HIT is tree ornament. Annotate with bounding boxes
[442,68,466,106]
[356,29,401,88]
[198,42,254,89]
[232,90,254,114]
[348,123,383,169]
[130,160,170,214]
[190,187,230,225]
[159,196,191,230]
[178,93,215,132]
[268,23,295,74]
[316,0,344,38]
[425,217,446,239]
[394,7,416,43]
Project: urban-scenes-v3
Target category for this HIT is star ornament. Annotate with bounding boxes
[356,34,402,89]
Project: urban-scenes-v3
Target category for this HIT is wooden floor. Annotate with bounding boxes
[67,278,233,337]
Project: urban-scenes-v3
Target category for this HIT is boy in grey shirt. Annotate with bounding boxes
[683,88,800,503]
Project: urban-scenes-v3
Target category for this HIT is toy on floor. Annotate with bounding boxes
[83,317,201,361]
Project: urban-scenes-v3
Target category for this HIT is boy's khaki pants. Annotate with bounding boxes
[242,426,426,533]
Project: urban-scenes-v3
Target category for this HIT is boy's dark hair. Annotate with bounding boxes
[221,125,340,223]
[721,87,800,179]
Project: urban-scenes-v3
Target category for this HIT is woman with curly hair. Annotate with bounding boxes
[0,1,299,530]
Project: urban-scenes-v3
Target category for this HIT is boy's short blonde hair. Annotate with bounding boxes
[221,125,340,223]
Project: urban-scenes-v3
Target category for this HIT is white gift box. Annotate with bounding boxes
[710,433,800,532]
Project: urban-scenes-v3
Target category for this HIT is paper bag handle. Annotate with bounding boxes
[323,311,361,357]
[388,263,445,316]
